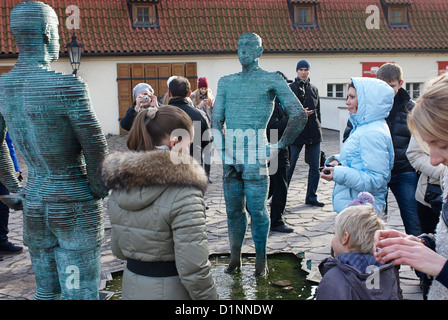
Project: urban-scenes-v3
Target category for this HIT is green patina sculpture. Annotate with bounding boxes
[212,33,307,276]
[0,1,108,299]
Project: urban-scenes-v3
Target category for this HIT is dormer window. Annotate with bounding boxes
[381,0,411,28]
[128,0,159,28]
[289,0,319,28]
[295,6,314,25]
[389,6,408,25]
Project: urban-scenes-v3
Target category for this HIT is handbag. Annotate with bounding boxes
[304,150,326,167]
[424,178,443,211]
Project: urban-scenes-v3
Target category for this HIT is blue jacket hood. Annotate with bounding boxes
[349,77,394,129]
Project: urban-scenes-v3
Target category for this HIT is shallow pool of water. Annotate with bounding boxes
[103,253,317,300]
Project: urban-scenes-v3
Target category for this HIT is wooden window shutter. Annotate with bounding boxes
[157,63,172,96]
[116,62,198,133]
[0,66,13,75]
[171,63,185,77]
[131,63,145,89]
[185,62,197,91]
[145,63,159,96]
[116,63,132,134]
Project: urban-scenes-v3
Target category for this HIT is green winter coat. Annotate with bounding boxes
[102,150,218,300]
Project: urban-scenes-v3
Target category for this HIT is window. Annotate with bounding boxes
[327,84,346,98]
[130,4,158,28]
[289,3,318,28]
[384,5,410,27]
[406,83,422,99]
[296,6,313,25]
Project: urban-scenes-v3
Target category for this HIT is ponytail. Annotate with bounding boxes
[127,105,192,152]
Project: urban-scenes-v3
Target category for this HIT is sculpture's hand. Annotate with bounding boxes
[266,143,280,161]
[0,193,23,211]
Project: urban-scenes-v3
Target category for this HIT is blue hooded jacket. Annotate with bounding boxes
[331,77,394,213]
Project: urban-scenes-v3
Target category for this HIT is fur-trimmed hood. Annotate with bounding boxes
[101,150,208,194]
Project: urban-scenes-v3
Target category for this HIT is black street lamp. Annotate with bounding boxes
[65,31,83,76]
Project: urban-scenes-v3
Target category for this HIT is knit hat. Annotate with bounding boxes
[347,192,375,207]
[296,59,311,71]
[133,83,154,98]
[198,77,209,89]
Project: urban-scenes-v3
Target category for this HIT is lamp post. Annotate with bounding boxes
[65,31,83,76]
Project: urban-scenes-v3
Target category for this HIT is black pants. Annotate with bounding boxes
[417,201,440,234]
[269,166,288,228]
[0,182,10,245]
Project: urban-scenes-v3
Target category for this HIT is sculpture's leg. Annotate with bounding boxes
[245,178,270,277]
[23,200,62,299]
[223,166,247,273]
[54,246,101,300]
[28,247,62,300]
[49,200,104,300]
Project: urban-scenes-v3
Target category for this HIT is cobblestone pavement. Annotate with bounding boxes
[0,129,422,300]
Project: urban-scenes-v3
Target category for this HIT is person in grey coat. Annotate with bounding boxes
[316,193,401,300]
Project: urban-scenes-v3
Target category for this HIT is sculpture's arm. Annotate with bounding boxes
[68,81,109,199]
[0,116,22,209]
[273,76,307,149]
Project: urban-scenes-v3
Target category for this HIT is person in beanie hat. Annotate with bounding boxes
[121,83,158,131]
[190,77,215,182]
[296,59,311,71]
[287,59,325,207]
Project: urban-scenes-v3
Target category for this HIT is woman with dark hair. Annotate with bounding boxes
[321,78,395,214]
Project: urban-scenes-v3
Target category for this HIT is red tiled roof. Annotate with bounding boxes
[1,0,448,56]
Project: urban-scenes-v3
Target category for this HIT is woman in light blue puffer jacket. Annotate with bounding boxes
[321,77,395,214]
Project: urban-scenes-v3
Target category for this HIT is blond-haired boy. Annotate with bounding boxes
[316,204,401,300]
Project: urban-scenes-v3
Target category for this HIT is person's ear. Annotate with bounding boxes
[341,232,350,246]
[168,90,173,97]
[169,136,179,150]
[398,80,404,88]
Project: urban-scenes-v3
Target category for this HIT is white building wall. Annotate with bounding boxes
[1,51,446,135]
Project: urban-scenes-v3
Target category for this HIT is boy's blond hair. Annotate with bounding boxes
[334,205,386,255]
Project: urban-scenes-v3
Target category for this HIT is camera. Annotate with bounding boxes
[141,95,150,102]
[319,165,333,175]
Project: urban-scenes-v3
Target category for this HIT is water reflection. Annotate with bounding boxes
[210,254,316,300]
[103,253,317,300]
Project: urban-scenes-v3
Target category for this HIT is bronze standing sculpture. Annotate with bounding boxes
[0,1,108,299]
[212,33,307,276]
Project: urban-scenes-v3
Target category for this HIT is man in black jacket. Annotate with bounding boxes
[168,76,211,164]
[376,63,421,236]
[286,60,324,207]
[267,72,293,233]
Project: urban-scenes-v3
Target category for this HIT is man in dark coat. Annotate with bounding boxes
[286,60,324,207]
[168,76,211,164]
[377,63,421,236]
[267,72,292,233]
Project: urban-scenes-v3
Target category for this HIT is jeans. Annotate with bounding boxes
[388,171,421,236]
[286,142,321,203]
[0,182,10,245]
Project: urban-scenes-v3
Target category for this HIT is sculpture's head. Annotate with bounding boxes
[238,33,263,68]
[10,1,60,63]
